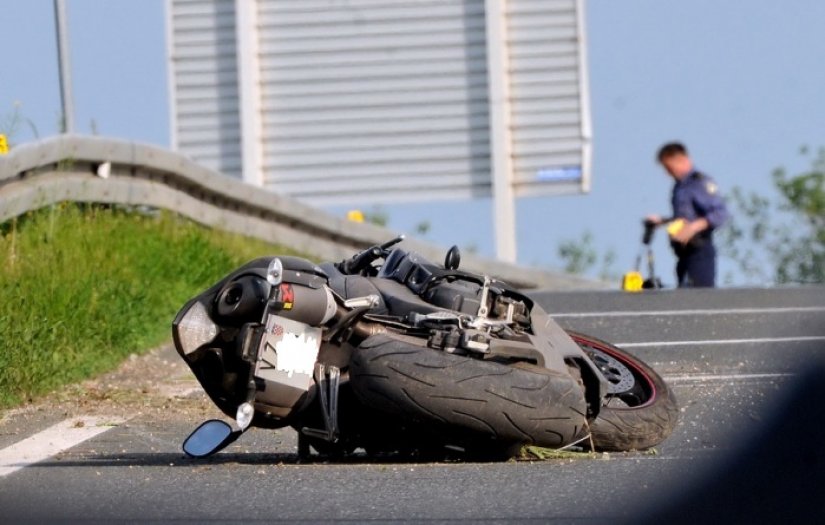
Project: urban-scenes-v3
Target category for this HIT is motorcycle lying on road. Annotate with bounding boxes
[174,236,678,460]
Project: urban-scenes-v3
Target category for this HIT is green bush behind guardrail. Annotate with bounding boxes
[0,204,305,408]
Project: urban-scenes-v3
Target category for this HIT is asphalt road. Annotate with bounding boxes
[1,287,823,524]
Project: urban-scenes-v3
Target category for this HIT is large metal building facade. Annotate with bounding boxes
[166,0,591,259]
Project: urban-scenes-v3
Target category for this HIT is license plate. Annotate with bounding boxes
[255,314,321,390]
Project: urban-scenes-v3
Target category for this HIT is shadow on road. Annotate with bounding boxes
[28,451,510,468]
[634,360,825,524]
[29,452,299,468]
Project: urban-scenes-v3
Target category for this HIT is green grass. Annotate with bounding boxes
[517,445,599,461]
[0,204,307,408]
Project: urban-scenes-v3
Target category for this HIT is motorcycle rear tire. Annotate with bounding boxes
[567,331,679,451]
[350,334,588,452]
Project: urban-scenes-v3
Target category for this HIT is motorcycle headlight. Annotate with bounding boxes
[175,301,218,355]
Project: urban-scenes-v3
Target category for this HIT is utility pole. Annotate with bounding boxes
[54,0,75,133]
[484,0,517,263]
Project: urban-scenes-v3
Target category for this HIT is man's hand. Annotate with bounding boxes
[671,218,709,245]
[645,214,663,226]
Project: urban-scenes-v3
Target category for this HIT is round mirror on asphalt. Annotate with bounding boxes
[182,420,233,458]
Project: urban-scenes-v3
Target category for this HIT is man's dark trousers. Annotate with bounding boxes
[676,243,716,288]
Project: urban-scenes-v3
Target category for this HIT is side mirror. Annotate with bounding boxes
[444,245,461,270]
[182,420,239,458]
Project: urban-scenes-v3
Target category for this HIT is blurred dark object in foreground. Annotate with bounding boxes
[636,359,825,523]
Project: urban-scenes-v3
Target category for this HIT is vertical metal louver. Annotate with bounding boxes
[168,0,243,178]
[254,1,492,202]
[167,0,590,205]
[506,0,591,196]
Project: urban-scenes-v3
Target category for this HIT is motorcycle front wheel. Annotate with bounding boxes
[567,331,679,452]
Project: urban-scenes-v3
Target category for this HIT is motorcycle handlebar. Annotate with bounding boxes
[339,235,406,275]
[379,234,405,250]
[340,246,381,274]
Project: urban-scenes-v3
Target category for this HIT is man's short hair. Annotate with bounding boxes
[657,142,688,162]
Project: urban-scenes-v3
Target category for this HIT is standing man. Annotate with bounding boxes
[646,142,729,287]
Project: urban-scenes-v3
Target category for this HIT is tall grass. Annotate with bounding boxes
[0,204,305,407]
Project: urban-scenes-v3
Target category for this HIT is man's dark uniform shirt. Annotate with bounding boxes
[670,171,729,287]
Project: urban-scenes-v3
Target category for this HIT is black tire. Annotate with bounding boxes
[349,334,588,452]
[567,331,679,452]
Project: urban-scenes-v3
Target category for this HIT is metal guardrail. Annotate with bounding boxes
[0,135,605,290]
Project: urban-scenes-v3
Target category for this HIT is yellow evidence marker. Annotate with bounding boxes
[347,210,365,223]
[621,271,644,292]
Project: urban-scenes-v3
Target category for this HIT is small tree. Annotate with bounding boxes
[557,230,617,280]
[362,206,389,227]
[1,102,39,146]
[721,147,824,284]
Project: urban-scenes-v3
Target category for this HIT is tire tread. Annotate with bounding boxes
[350,334,587,449]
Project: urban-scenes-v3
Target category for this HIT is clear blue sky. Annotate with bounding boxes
[2,0,824,285]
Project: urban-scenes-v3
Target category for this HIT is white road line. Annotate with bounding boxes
[663,372,793,383]
[550,306,825,319]
[616,336,825,348]
[0,416,125,478]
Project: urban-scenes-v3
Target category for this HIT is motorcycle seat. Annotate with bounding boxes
[367,277,445,319]
[320,261,444,319]
[319,262,389,315]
